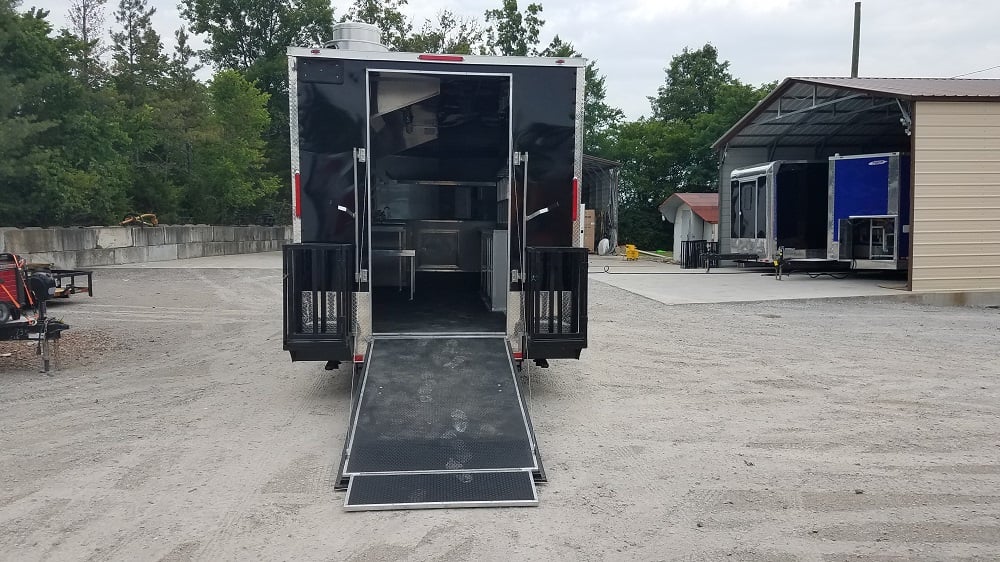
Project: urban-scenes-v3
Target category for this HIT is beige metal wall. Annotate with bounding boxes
[912,101,1000,291]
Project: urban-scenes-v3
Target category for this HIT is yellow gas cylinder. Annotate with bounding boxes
[625,244,639,261]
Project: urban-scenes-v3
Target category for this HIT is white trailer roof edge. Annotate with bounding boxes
[730,160,823,179]
[287,47,587,68]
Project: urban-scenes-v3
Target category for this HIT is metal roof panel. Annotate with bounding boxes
[714,78,1000,150]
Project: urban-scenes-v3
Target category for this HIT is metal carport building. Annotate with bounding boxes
[713,77,1000,292]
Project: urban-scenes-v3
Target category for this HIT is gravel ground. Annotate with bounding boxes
[1,266,999,561]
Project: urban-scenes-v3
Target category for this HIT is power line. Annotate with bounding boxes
[950,64,1000,78]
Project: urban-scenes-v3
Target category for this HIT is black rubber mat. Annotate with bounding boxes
[372,273,505,333]
[344,471,537,510]
[344,337,536,474]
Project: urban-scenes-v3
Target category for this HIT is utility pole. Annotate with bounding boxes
[851,1,861,77]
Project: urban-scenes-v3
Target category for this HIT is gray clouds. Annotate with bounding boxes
[34,0,1000,118]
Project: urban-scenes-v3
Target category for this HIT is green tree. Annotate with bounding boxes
[52,100,132,225]
[188,70,279,222]
[66,0,107,88]
[344,0,410,50]
[150,28,210,222]
[484,0,543,56]
[647,46,773,189]
[609,119,695,250]
[0,1,129,227]
[179,0,332,71]
[0,2,61,227]
[180,0,333,220]
[109,0,182,218]
[111,0,167,107]
[399,10,484,54]
[611,44,774,250]
[650,43,733,122]
[541,35,623,157]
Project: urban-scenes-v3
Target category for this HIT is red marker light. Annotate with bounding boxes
[310,49,320,54]
[418,54,464,62]
[294,172,302,218]
[513,352,523,360]
[354,354,365,363]
[572,177,579,221]
[556,59,565,64]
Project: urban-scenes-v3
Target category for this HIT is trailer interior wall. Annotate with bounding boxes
[911,101,1000,292]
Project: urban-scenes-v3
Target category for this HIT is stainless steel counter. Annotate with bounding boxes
[372,249,415,299]
[373,220,497,272]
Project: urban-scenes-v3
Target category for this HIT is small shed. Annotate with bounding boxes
[658,192,720,258]
[713,77,1000,292]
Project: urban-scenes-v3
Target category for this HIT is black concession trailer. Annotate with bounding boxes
[281,29,588,510]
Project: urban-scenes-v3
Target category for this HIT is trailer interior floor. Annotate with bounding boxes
[372,272,505,334]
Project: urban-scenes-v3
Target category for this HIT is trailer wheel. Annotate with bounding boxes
[0,303,12,323]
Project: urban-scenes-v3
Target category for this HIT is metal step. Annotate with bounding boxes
[344,470,537,511]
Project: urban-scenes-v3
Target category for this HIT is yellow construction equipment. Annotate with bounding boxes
[624,245,639,261]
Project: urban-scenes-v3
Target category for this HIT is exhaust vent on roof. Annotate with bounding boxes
[328,22,389,52]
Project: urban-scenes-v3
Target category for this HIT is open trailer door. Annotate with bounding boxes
[284,54,372,364]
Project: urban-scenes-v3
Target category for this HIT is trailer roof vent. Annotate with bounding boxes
[328,21,388,52]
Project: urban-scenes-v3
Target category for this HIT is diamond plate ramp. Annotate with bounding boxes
[343,337,537,475]
[344,471,537,511]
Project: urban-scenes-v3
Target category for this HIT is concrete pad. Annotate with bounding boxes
[588,254,905,305]
[100,251,283,269]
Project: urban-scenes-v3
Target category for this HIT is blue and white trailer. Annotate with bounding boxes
[828,152,911,270]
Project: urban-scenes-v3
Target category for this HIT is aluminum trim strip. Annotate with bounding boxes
[371,332,506,339]
[288,56,301,243]
[573,65,585,247]
[343,471,538,511]
[342,339,376,463]
[344,499,538,511]
[504,340,538,464]
[346,468,536,477]
[830,151,901,161]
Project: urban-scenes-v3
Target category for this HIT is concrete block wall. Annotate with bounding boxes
[0,225,291,269]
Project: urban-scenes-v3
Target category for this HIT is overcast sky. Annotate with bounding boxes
[35,0,1000,119]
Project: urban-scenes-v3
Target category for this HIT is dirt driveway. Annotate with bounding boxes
[1,262,999,561]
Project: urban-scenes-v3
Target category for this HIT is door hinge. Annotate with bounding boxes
[356,148,367,163]
[357,269,369,283]
[511,269,521,283]
[513,152,528,166]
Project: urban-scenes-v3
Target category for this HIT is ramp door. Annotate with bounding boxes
[342,337,539,510]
